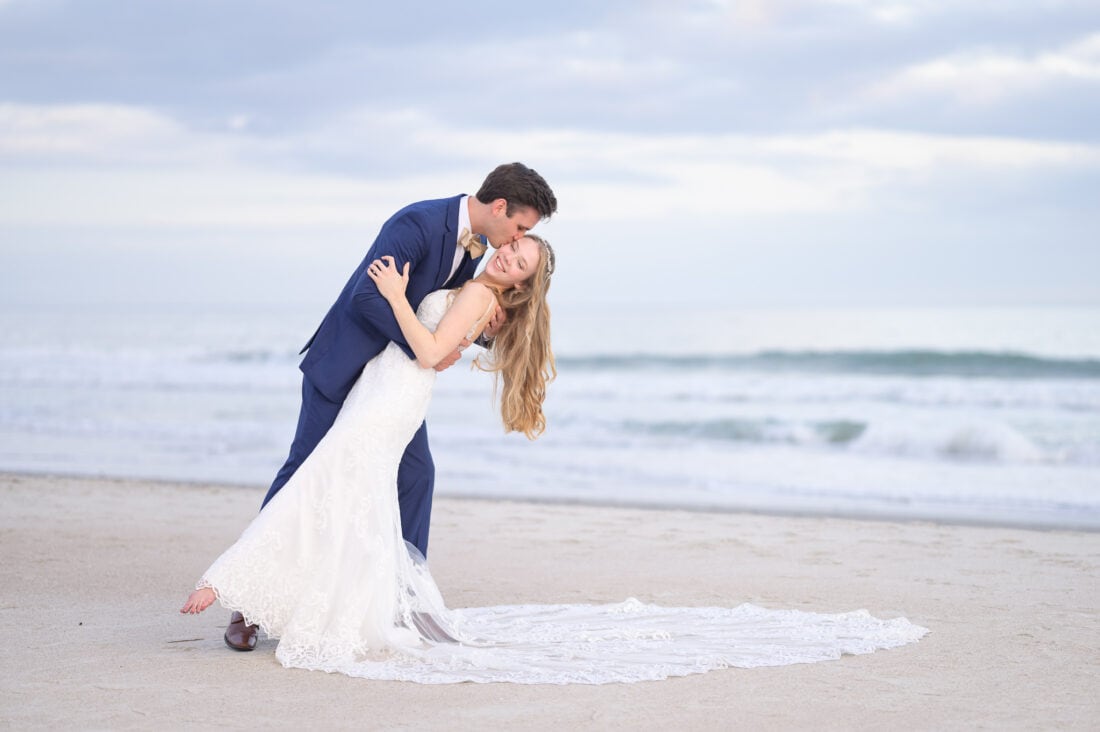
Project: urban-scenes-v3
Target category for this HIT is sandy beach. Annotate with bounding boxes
[1,472,1098,729]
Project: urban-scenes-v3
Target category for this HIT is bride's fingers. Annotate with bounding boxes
[368,258,399,277]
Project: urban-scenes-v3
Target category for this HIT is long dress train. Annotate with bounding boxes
[197,290,927,684]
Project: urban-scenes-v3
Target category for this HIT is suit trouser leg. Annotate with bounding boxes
[261,376,342,510]
[397,421,435,557]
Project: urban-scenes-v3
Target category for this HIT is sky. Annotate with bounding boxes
[1,0,1098,309]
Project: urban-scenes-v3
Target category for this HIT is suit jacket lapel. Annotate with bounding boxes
[435,195,463,289]
[443,251,470,289]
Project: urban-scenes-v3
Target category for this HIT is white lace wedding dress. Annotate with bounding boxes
[198,290,928,684]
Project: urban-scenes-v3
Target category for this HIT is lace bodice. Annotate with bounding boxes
[415,289,452,333]
[416,287,495,343]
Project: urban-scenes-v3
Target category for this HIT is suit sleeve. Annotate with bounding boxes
[348,213,431,356]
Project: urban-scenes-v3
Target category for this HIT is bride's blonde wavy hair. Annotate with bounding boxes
[475,234,556,439]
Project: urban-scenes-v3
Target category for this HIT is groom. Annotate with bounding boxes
[224,162,558,651]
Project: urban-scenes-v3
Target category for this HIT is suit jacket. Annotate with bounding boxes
[298,194,484,403]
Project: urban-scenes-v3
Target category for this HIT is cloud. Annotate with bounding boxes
[0,103,213,162]
[3,102,1098,234]
[3,0,1097,142]
[860,31,1100,106]
[3,2,1099,306]
[755,128,1100,170]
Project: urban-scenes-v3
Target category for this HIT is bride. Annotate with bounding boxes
[181,235,927,684]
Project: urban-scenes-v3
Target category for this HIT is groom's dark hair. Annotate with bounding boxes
[476,162,558,220]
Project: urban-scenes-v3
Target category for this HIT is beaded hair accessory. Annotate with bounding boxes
[524,233,554,284]
[541,240,555,283]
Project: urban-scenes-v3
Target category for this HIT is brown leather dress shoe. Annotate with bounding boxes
[224,611,259,651]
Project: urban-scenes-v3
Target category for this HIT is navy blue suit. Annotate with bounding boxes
[262,194,484,557]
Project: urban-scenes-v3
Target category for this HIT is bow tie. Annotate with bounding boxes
[458,227,487,259]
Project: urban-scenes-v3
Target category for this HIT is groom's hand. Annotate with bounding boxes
[434,338,471,372]
[482,305,506,339]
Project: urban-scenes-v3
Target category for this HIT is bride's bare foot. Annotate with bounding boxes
[180,587,217,614]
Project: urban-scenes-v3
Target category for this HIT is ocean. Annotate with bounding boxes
[2,301,1099,529]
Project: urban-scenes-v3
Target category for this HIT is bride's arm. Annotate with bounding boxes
[367,255,494,369]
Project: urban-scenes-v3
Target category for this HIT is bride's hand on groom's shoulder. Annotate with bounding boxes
[367,255,409,301]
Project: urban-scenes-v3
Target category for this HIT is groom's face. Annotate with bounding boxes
[484,200,540,249]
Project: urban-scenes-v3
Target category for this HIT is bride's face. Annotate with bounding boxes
[483,236,540,289]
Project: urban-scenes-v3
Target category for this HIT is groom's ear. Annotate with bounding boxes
[490,198,508,217]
